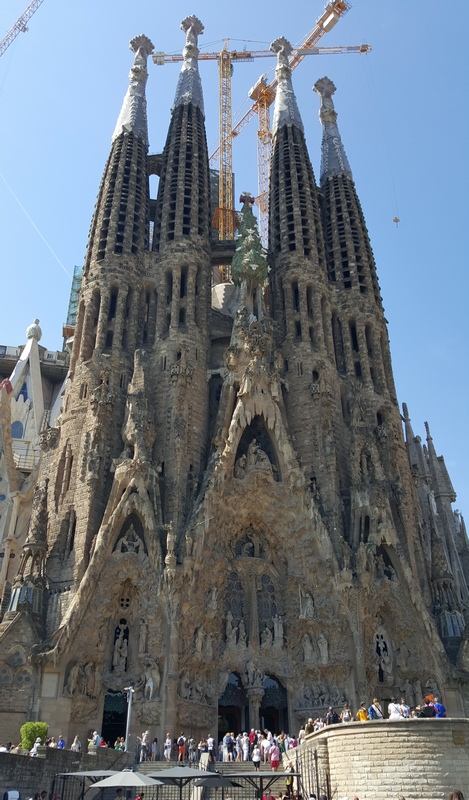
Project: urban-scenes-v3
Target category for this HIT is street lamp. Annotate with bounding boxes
[124,685,135,753]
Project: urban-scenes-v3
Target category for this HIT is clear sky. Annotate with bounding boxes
[0,0,467,515]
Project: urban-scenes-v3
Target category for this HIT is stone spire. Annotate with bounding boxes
[172,15,205,116]
[112,35,154,147]
[271,37,304,136]
[313,76,352,183]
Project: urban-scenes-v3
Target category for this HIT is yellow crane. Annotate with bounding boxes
[154,1,371,245]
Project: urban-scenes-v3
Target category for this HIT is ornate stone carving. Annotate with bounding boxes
[70,696,98,723]
[134,699,161,725]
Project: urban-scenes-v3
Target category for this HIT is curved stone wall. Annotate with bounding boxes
[293,719,469,800]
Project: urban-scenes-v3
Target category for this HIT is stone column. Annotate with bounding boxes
[162,580,180,737]
[247,687,264,731]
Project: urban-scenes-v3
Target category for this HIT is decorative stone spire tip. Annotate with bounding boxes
[172,15,205,115]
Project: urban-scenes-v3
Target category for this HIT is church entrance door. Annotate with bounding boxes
[102,690,127,746]
[218,672,248,741]
[261,675,287,734]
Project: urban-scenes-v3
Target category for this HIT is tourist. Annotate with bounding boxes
[164,733,172,761]
[151,737,158,761]
[92,731,101,746]
[325,707,339,725]
[252,743,261,770]
[261,733,271,762]
[177,732,186,761]
[207,733,215,761]
[417,698,436,718]
[297,725,305,744]
[356,703,368,721]
[263,791,275,800]
[48,737,57,748]
[448,792,465,800]
[222,731,233,761]
[399,697,410,718]
[242,732,250,761]
[57,735,66,749]
[340,704,352,723]
[115,790,123,800]
[270,741,280,771]
[387,697,404,719]
[367,698,383,720]
[304,717,314,735]
[285,763,294,797]
[30,737,42,756]
[433,696,447,717]
[70,735,81,751]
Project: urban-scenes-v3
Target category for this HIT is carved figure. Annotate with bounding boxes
[226,612,237,645]
[238,618,247,646]
[300,590,315,619]
[302,634,314,664]
[261,625,273,648]
[273,614,284,646]
[234,454,247,479]
[180,671,191,700]
[317,633,328,665]
[66,662,84,696]
[144,660,161,700]
[246,439,272,474]
[120,524,141,553]
[139,621,148,656]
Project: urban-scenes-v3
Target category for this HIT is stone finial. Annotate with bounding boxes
[313,76,338,124]
[180,15,204,39]
[26,319,42,341]
[130,34,154,58]
[270,36,303,135]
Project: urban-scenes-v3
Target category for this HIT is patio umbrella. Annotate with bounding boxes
[92,771,164,787]
[194,774,242,800]
[148,766,211,800]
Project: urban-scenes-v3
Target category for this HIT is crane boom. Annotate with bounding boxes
[0,0,45,58]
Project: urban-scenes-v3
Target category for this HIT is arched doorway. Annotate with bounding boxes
[218,672,248,739]
[102,690,127,746]
[260,675,287,734]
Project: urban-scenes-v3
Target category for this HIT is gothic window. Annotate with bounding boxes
[225,571,244,625]
[18,382,28,402]
[0,666,12,685]
[15,667,33,686]
[257,574,277,629]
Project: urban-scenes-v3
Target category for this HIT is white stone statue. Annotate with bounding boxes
[180,671,191,700]
[300,590,315,619]
[273,614,284,646]
[139,621,148,656]
[317,633,328,665]
[66,662,84,696]
[144,660,161,700]
[238,619,247,646]
[226,612,237,645]
[302,634,314,664]
[261,625,273,648]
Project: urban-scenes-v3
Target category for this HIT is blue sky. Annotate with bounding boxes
[0,0,467,514]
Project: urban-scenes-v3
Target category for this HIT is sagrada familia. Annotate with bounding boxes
[0,16,468,746]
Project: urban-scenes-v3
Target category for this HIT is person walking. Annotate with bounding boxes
[252,743,261,771]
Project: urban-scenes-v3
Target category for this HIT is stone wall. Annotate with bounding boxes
[0,744,131,798]
[288,718,469,800]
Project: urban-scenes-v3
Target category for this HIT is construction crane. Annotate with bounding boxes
[154,1,370,246]
[0,0,45,58]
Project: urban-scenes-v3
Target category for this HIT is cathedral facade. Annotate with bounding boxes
[0,17,468,746]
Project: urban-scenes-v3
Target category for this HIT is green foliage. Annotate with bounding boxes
[20,721,48,751]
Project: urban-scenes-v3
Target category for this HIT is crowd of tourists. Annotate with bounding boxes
[299,694,447,736]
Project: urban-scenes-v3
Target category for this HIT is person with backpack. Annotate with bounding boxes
[325,707,340,725]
